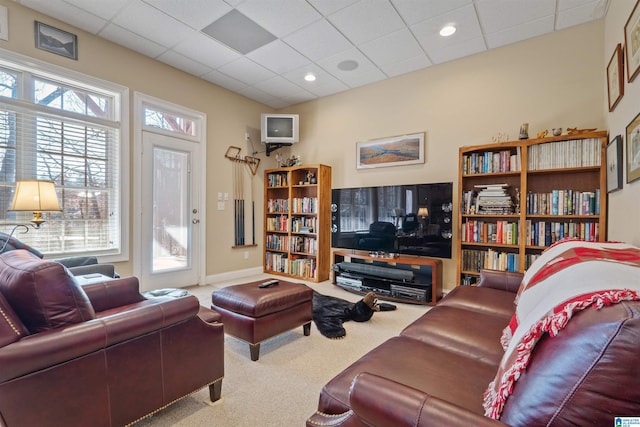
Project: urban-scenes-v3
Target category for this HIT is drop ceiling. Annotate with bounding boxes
[15,0,609,109]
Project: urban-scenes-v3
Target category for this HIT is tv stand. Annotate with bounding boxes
[332,250,442,306]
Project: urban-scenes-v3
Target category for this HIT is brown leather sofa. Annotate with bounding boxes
[0,250,224,427]
[307,268,640,426]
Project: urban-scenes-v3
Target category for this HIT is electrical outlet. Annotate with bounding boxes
[243,251,249,259]
[245,132,250,141]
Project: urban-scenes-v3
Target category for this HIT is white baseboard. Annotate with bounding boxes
[203,266,263,285]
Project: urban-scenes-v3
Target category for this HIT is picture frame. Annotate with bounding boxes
[34,21,77,60]
[626,111,640,183]
[607,43,624,112]
[356,132,425,169]
[607,135,623,192]
[624,0,640,83]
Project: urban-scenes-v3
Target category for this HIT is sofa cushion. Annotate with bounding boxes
[437,285,516,319]
[401,305,508,366]
[0,250,95,333]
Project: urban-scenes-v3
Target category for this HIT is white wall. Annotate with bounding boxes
[605,1,640,247]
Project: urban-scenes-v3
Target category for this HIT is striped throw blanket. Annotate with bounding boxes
[483,239,640,419]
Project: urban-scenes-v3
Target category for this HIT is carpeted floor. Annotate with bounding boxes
[131,274,429,426]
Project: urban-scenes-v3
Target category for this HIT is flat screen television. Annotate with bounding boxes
[331,182,453,259]
[261,113,299,144]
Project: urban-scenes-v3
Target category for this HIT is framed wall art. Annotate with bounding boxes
[626,111,640,183]
[624,0,640,82]
[34,21,77,60]
[607,43,624,111]
[607,135,623,192]
[356,132,425,169]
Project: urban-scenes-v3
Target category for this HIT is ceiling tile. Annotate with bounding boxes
[317,48,386,88]
[428,36,486,64]
[253,76,313,101]
[379,54,432,78]
[247,40,312,74]
[18,0,109,34]
[201,69,248,93]
[173,32,240,69]
[283,65,350,97]
[283,19,353,61]
[237,86,287,108]
[113,0,193,48]
[556,0,608,29]
[411,3,484,61]
[306,0,359,15]
[328,0,405,45]
[217,57,277,86]
[60,0,130,20]
[484,16,554,49]
[99,23,168,58]
[141,0,232,30]
[156,50,212,77]
[237,0,322,38]
[360,28,424,67]
[476,0,555,34]
[391,0,472,26]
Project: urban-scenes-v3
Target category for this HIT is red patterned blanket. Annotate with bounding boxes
[483,239,640,419]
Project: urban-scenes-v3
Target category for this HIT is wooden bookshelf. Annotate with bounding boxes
[457,130,607,286]
[264,164,331,282]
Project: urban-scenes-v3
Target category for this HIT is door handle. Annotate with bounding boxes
[192,219,200,224]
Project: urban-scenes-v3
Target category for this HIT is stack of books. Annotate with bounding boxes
[474,184,513,214]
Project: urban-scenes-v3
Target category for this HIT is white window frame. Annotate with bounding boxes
[0,48,129,262]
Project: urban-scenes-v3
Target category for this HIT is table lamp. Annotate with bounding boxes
[9,180,62,227]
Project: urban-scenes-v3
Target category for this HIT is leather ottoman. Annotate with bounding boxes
[211,279,313,361]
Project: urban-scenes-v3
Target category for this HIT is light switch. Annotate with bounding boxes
[217,192,222,201]
[224,193,229,200]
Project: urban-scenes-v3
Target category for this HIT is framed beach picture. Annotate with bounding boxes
[356,132,425,169]
[624,0,640,82]
[607,135,623,192]
[607,43,624,111]
[35,21,78,60]
[626,112,640,183]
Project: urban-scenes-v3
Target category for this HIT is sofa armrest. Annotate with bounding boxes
[476,269,523,293]
[0,295,201,383]
[81,277,145,312]
[349,373,507,427]
[67,263,116,278]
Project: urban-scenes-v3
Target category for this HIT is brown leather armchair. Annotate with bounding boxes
[0,250,224,427]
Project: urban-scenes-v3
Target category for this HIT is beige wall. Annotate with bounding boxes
[1,1,273,279]
[284,20,606,290]
[2,1,614,291]
[605,1,640,248]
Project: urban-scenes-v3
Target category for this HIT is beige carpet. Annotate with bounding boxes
[132,274,430,426]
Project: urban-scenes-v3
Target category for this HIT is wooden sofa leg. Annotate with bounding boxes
[303,322,311,336]
[209,379,222,402]
[250,343,260,361]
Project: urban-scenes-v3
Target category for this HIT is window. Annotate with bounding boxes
[0,51,127,259]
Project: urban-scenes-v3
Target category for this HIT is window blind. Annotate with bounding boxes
[0,64,122,257]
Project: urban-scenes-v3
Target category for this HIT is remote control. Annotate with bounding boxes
[259,279,279,288]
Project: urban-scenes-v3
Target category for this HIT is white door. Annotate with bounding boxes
[140,131,201,288]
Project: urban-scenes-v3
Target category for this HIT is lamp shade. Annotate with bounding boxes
[417,207,429,218]
[9,180,61,226]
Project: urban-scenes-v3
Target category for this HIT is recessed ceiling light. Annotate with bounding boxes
[304,72,316,82]
[337,60,359,71]
[439,24,456,37]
